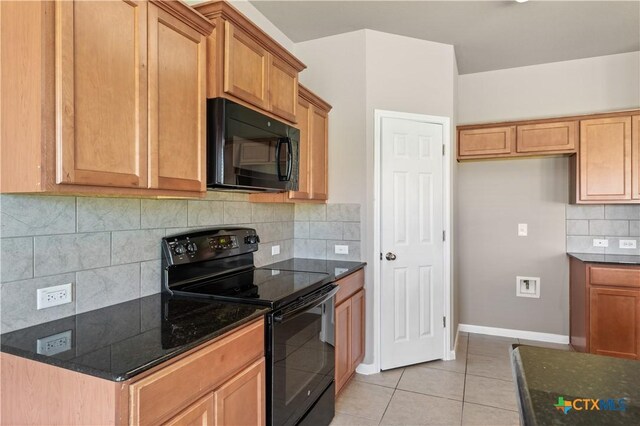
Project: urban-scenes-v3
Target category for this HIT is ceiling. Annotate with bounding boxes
[248,1,640,74]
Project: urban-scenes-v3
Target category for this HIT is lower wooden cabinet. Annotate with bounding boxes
[334,270,366,395]
[164,394,214,426]
[570,258,640,360]
[213,359,265,426]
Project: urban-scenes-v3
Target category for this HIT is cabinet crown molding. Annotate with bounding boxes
[150,0,214,35]
[299,84,333,112]
[194,0,306,72]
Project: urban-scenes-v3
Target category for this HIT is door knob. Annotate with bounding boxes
[385,252,397,261]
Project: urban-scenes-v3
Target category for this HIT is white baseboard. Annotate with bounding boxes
[355,363,379,375]
[458,323,569,344]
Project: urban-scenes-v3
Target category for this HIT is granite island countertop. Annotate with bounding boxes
[511,345,640,425]
[568,253,640,265]
[0,294,268,382]
[263,258,366,280]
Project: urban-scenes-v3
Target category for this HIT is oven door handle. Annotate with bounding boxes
[273,285,339,323]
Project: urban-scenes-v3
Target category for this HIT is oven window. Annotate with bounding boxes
[272,299,335,426]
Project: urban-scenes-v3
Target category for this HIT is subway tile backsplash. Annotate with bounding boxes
[566,204,640,255]
[0,193,361,332]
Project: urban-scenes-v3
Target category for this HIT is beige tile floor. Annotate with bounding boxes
[331,333,572,426]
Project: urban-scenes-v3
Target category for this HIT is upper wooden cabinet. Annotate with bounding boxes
[578,116,632,202]
[249,85,332,204]
[0,0,213,197]
[633,115,640,200]
[195,1,305,124]
[458,126,515,158]
[516,120,577,154]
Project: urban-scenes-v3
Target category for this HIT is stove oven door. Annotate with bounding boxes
[270,285,338,426]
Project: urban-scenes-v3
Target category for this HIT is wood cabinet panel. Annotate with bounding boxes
[589,266,640,288]
[633,115,640,200]
[289,97,311,200]
[213,359,265,426]
[149,5,206,192]
[335,300,352,395]
[516,120,577,153]
[350,289,365,371]
[310,107,329,200]
[164,394,214,426]
[56,0,148,188]
[579,117,632,201]
[589,287,640,359]
[335,269,365,306]
[223,21,269,110]
[269,56,298,123]
[129,320,264,425]
[458,126,515,158]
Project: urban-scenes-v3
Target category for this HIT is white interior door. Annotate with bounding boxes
[380,116,445,370]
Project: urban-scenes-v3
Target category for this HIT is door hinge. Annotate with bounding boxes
[443,316,446,328]
[442,231,446,242]
[442,144,445,156]
[380,252,383,260]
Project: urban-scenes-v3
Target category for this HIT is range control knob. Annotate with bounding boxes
[173,244,186,255]
[244,235,260,245]
[186,242,198,254]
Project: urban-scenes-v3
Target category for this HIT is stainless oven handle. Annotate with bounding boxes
[273,285,339,323]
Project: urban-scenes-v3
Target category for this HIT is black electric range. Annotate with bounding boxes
[161,227,337,426]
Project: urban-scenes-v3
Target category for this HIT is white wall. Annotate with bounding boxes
[297,30,457,365]
[456,51,640,336]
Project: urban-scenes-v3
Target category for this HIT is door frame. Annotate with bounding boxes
[372,109,453,372]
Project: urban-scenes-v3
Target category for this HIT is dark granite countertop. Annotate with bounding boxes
[511,345,640,425]
[568,253,640,265]
[262,258,366,280]
[0,294,268,382]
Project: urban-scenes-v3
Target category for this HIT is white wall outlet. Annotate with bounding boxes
[593,239,609,248]
[516,276,540,298]
[36,283,72,310]
[518,223,528,237]
[271,269,280,276]
[335,245,349,255]
[37,330,72,356]
[271,245,280,256]
[619,239,638,249]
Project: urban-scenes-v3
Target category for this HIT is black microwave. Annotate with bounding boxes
[207,98,299,192]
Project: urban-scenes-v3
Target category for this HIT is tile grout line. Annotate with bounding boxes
[377,369,405,425]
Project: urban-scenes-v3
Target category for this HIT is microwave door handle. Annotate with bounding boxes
[285,138,293,181]
[275,138,285,181]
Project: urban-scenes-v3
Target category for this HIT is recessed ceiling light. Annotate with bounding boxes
[515,0,529,3]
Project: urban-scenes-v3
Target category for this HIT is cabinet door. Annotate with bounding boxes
[589,287,640,359]
[335,300,352,394]
[516,121,577,154]
[579,117,632,201]
[223,21,269,110]
[164,394,214,426]
[56,0,147,188]
[269,56,298,123]
[289,97,311,200]
[213,359,266,426]
[350,289,365,371]
[458,126,515,158]
[309,107,329,200]
[633,115,640,200]
[148,6,206,192]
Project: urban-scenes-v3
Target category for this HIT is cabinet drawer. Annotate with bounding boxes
[458,126,515,158]
[589,266,640,288]
[516,121,577,153]
[335,269,364,306]
[129,319,264,425]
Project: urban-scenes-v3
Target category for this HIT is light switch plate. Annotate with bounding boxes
[593,239,608,248]
[271,245,280,256]
[619,240,637,249]
[518,223,528,237]
[335,245,349,255]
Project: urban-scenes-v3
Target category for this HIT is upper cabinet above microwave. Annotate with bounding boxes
[0,0,213,197]
[194,1,306,125]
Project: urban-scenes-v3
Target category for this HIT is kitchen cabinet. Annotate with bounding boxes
[1,319,265,425]
[0,0,212,197]
[569,258,640,360]
[632,115,640,200]
[458,126,515,158]
[577,116,632,202]
[334,269,366,395]
[195,1,305,124]
[249,85,332,204]
[516,120,577,154]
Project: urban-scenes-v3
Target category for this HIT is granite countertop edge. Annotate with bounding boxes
[567,252,640,266]
[0,308,268,382]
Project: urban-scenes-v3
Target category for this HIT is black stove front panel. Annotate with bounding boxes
[177,269,331,308]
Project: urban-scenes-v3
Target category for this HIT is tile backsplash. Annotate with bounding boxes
[0,193,361,332]
[566,205,640,255]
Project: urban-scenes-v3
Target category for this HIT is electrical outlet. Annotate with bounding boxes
[619,240,637,249]
[37,283,72,310]
[335,245,349,255]
[37,330,72,356]
[271,245,280,256]
[271,269,280,276]
[516,276,540,298]
[593,239,608,248]
[518,223,528,237]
